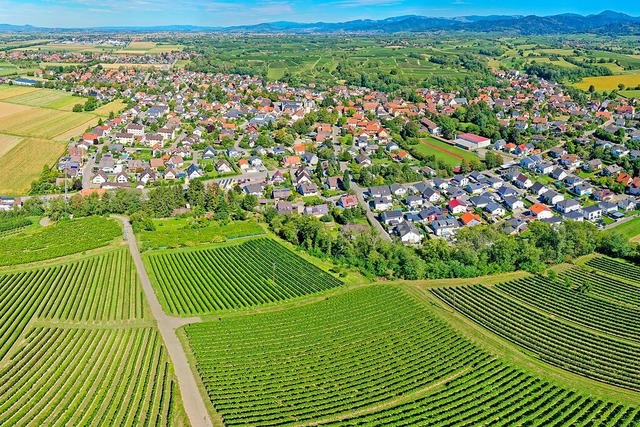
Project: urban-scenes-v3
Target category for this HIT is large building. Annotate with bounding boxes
[455,132,491,150]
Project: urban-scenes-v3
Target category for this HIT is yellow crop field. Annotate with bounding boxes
[128,41,157,50]
[0,105,95,139]
[574,75,640,91]
[0,134,23,158]
[53,117,101,141]
[0,85,40,100]
[0,138,66,195]
[93,99,127,116]
[0,85,118,194]
[0,102,33,120]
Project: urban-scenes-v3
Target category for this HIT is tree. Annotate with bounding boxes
[342,169,351,191]
[241,194,258,211]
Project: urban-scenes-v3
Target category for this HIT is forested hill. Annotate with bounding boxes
[1,10,639,35]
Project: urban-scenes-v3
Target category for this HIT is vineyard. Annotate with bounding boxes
[561,266,640,308]
[495,274,640,341]
[0,249,145,358]
[0,327,178,426]
[0,216,121,266]
[431,283,640,391]
[146,238,343,316]
[183,286,640,426]
[0,248,186,425]
[585,256,640,286]
[0,216,32,237]
[318,359,640,427]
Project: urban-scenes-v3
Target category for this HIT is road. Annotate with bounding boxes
[113,216,213,427]
[82,145,102,190]
[350,181,393,242]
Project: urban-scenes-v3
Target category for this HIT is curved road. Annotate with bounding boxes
[113,216,213,427]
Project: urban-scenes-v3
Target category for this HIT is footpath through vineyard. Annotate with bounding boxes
[115,216,213,427]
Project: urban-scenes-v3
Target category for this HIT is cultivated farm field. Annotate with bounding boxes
[0,216,122,266]
[145,238,343,315]
[0,84,125,195]
[0,137,66,194]
[0,248,186,426]
[574,75,640,91]
[184,285,640,426]
[431,258,640,392]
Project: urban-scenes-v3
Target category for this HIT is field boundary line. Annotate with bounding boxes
[113,215,216,427]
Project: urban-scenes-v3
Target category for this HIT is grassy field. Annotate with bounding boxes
[0,87,86,109]
[574,75,640,91]
[136,218,265,250]
[0,249,187,425]
[609,216,640,242]
[413,136,479,166]
[620,90,640,99]
[0,216,122,266]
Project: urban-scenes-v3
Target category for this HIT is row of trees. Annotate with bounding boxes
[264,211,638,280]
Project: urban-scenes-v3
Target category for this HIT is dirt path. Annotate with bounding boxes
[39,217,53,227]
[113,216,213,427]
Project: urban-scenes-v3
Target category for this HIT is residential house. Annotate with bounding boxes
[298,183,319,197]
[529,203,554,220]
[431,218,460,237]
[381,210,404,226]
[215,160,233,174]
[555,199,581,214]
[339,195,359,208]
[396,222,423,245]
[448,199,467,215]
[583,205,603,221]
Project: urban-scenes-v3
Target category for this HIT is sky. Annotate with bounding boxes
[0,0,639,28]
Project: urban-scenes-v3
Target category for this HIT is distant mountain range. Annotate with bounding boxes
[1,11,640,35]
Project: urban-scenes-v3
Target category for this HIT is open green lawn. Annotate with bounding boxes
[609,216,640,241]
[620,90,640,99]
[136,218,265,250]
[413,136,479,167]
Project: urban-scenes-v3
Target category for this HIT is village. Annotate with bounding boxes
[2,65,640,245]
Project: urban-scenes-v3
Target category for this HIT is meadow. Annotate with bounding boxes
[137,218,264,250]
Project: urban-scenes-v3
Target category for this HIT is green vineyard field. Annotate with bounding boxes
[0,249,186,426]
[0,249,145,359]
[146,238,343,316]
[431,269,640,391]
[0,327,178,426]
[0,216,121,266]
[184,286,640,426]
